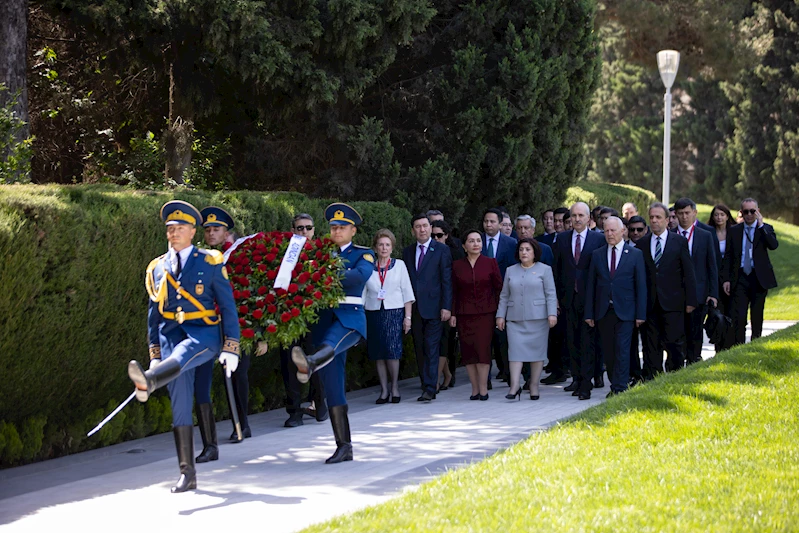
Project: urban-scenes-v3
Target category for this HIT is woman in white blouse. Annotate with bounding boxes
[364,229,415,404]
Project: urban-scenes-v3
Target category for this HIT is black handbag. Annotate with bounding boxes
[704,301,732,346]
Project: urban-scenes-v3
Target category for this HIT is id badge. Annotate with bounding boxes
[377,288,387,300]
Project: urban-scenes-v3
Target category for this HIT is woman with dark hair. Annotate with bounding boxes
[448,229,503,400]
[432,219,461,390]
[432,220,465,261]
[708,204,735,351]
[496,238,557,400]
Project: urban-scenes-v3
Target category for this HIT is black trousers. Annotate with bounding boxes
[279,340,325,415]
[228,353,251,430]
[642,301,685,377]
[684,303,707,365]
[715,281,734,352]
[547,315,568,376]
[412,310,442,395]
[490,329,509,378]
[445,325,460,375]
[630,324,642,381]
[732,269,768,345]
[566,303,595,394]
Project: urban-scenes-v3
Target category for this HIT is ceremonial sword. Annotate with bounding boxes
[225,365,243,443]
[87,391,137,437]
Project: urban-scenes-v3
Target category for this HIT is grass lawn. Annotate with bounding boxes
[302,324,799,532]
[696,205,798,320]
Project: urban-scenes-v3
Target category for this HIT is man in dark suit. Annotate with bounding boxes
[722,198,779,345]
[584,216,647,396]
[482,208,517,383]
[635,202,697,377]
[627,215,649,385]
[673,198,719,366]
[403,213,453,401]
[515,215,553,266]
[553,202,606,399]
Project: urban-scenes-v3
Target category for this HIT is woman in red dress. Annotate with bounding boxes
[449,229,503,400]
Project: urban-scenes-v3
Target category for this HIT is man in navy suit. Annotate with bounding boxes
[482,208,517,383]
[403,214,453,402]
[584,217,647,396]
[635,202,697,377]
[722,198,779,345]
[553,202,606,399]
[673,198,719,366]
[515,215,553,266]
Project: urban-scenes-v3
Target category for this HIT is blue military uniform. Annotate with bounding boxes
[128,200,240,493]
[292,202,373,464]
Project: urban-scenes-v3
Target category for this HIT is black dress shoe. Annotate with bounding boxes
[417,391,435,402]
[284,412,304,427]
[479,394,489,401]
[593,376,605,389]
[391,395,401,404]
[606,391,618,399]
[564,381,579,392]
[469,394,480,400]
[541,373,567,385]
[530,395,540,400]
[571,390,580,396]
[229,426,252,441]
[578,392,591,400]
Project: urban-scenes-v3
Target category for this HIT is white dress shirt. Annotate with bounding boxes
[571,228,589,258]
[607,241,624,271]
[650,229,669,261]
[414,238,432,268]
[169,245,194,275]
[340,241,352,253]
[677,222,696,255]
[485,233,500,257]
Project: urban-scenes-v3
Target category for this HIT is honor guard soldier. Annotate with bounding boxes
[129,200,240,493]
[292,203,374,463]
[200,206,254,442]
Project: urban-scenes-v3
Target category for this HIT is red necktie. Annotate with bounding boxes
[574,233,581,262]
[610,246,616,278]
[417,244,425,271]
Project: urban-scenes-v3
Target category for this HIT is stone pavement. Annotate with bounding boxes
[0,320,794,533]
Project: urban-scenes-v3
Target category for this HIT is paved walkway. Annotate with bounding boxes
[1,320,794,533]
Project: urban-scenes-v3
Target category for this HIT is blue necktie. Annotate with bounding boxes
[743,227,753,275]
[654,236,662,267]
[487,238,495,258]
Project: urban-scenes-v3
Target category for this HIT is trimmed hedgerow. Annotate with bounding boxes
[0,184,412,466]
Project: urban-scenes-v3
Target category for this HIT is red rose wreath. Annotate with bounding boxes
[226,232,344,351]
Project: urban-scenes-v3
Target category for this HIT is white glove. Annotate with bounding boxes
[149,358,161,370]
[219,352,239,377]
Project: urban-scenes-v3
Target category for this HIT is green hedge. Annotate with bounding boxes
[565,181,657,215]
[0,184,413,466]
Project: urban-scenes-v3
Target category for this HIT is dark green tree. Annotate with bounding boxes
[724,1,799,223]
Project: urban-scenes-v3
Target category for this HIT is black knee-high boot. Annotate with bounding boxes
[291,344,335,384]
[128,357,181,402]
[172,425,197,493]
[195,403,218,463]
[325,405,353,464]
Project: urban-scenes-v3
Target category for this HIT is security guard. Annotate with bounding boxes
[292,203,373,463]
[128,200,240,493]
[199,206,254,445]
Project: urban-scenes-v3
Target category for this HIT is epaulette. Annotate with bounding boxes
[146,254,166,275]
[353,244,370,250]
[199,248,225,265]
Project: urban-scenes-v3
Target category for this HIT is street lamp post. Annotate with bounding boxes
[657,50,680,207]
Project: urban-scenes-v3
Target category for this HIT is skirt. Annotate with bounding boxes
[507,319,549,363]
[456,313,495,365]
[366,308,404,361]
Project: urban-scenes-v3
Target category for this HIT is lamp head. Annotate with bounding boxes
[657,50,680,89]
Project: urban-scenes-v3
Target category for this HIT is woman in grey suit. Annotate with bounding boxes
[496,238,558,400]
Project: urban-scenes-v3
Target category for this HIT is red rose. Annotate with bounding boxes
[324,277,332,286]
[298,272,310,283]
[252,309,264,320]
[294,295,304,304]
[238,255,249,265]
[226,265,234,274]
[267,324,277,333]
[312,260,319,268]
[242,289,252,298]
[315,250,323,259]
[239,305,249,314]
[288,283,299,294]
[281,312,292,323]
[284,232,293,239]
[240,278,250,287]
[223,242,232,251]
[242,328,255,338]
[266,294,276,304]
[256,300,266,308]
[323,254,330,262]
[311,272,321,282]
[313,291,323,299]
[285,300,293,307]
[323,237,332,245]
[233,290,241,299]
[271,247,279,254]
[266,253,276,262]
[234,264,244,274]
[244,266,253,275]
[238,318,246,326]
[304,299,313,307]
[320,268,327,275]
[258,264,267,272]
[300,253,309,261]
[291,308,301,317]
[267,270,277,280]
[315,239,323,248]
[256,243,267,252]
[276,288,287,297]
[304,242,312,250]
[267,305,277,314]
[253,255,262,263]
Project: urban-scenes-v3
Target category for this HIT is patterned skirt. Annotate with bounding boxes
[366,308,405,361]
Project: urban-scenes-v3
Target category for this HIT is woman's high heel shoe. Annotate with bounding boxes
[391,392,401,404]
[505,388,522,401]
[469,394,480,401]
[375,391,390,405]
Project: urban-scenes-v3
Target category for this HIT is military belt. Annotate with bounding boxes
[162,309,219,324]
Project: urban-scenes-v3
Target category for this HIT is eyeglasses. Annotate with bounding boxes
[432,233,446,239]
[741,209,757,215]
[630,227,646,233]
[294,225,314,231]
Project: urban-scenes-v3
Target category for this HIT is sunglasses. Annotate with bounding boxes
[741,209,757,215]
[294,225,314,231]
[432,233,446,239]
[630,227,646,233]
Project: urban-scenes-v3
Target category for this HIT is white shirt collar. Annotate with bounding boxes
[340,242,353,252]
[652,229,668,240]
[417,238,432,249]
[573,228,588,240]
